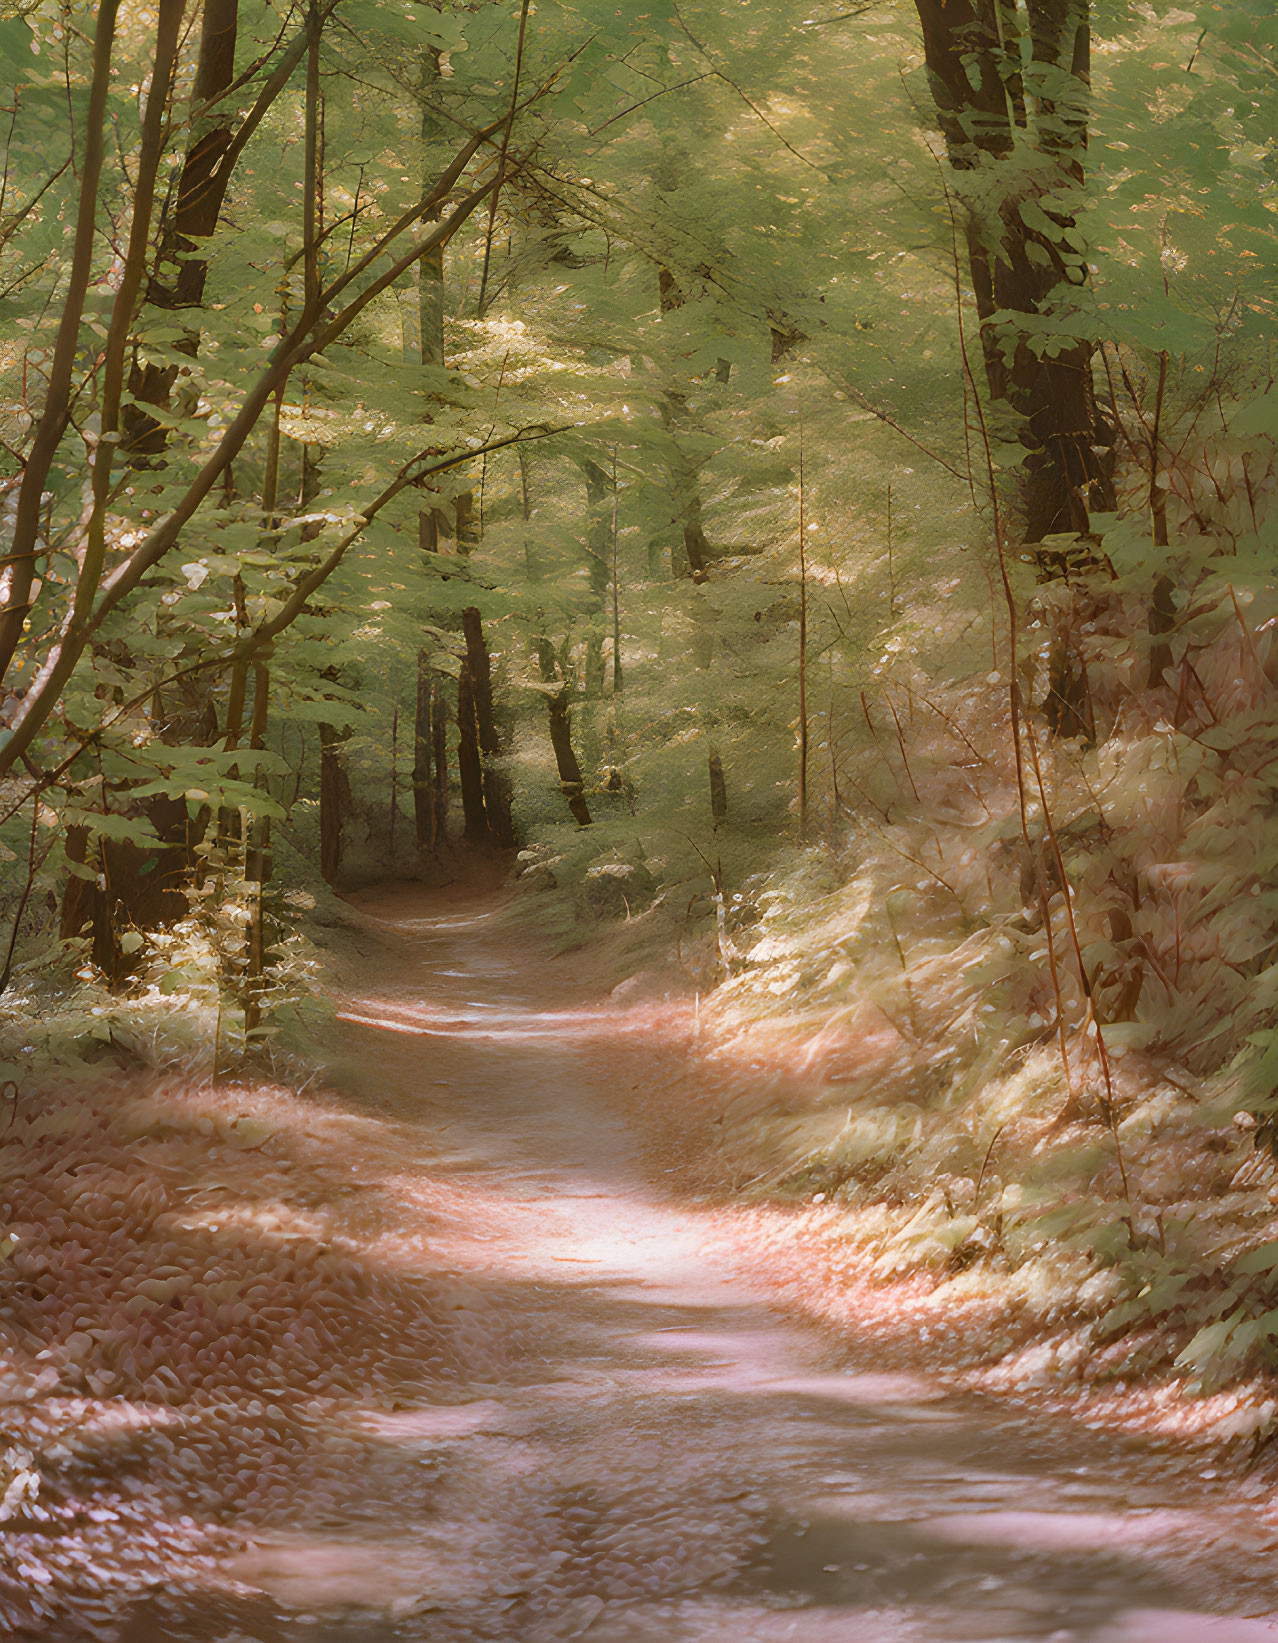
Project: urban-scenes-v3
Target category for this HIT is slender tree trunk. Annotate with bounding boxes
[0,0,121,682]
[709,746,727,824]
[411,46,462,559]
[547,689,593,826]
[456,664,489,843]
[461,606,515,846]
[420,240,444,368]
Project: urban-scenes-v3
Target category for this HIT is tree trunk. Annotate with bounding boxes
[708,746,727,824]
[60,661,214,965]
[547,689,593,827]
[1043,642,1094,742]
[461,607,499,755]
[60,828,120,981]
[123,0,240,455]
[456,664,489,843]
[460,607,514,846]
[914,0,1114,541]
[610,451,623,695]
[420,238,445,369]
[455,490,479,553]
[1148,575,1177,689]
[482,763,516,849]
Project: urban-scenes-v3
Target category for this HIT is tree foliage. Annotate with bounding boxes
[0,0,1274,1383]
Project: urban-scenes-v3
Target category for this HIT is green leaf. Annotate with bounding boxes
[61,809,160,847]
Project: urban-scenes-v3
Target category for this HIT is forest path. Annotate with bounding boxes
[202,883,1278,1642]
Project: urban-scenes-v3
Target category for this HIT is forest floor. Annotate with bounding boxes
[6,878,1278,1639]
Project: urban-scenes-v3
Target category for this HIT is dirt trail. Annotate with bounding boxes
[124,885,1278,1640]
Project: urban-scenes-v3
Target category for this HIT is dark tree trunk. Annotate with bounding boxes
[60,828,119,981]
[1043,644,1094,742]
[421,238,445,368]
[914,0,1114,541]
[1148,575,1177,689]
[547,689,593,827]
[708,746,728,824]
[482,766,516,848]
[455,491,479,553]
[60,664,215,963]
[123,0,240,454]
[456,664,489,844]
[60,816,193,987]
[461,607,499,755]
[460,607,515,846]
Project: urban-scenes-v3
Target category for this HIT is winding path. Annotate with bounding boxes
[186,884,1278,1642]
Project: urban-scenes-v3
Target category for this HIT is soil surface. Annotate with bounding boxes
[102,885,1278,1638]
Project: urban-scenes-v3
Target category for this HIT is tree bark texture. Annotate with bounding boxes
[914,0,1115,541]
[456,664,489,844]
[461,607,499,755]
[124,0,240,454]
[547,690,593,827]
[460,607,515,846]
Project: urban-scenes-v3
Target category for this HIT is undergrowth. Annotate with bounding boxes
[0,861,331,1088]
[668,382,1278,1408]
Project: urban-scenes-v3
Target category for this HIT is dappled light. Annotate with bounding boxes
[0,0,1276,1633]
[2,888,1277,1636]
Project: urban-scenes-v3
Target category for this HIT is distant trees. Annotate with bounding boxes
[0,0,1269,990]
